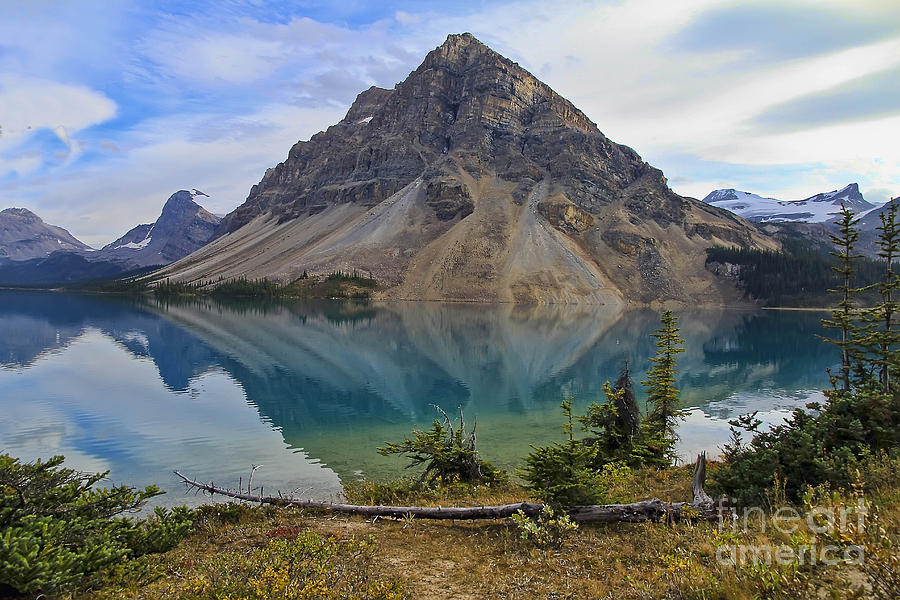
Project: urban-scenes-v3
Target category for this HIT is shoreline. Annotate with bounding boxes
[1,286,834,311]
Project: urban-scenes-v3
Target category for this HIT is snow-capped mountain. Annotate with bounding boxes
[0,208,94,261]
[702,184,875,224]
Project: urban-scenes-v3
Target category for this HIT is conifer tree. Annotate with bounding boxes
[871,199,900,392]
[823,204,864,391]
[581,362,641,465]
[641,310,686,465]
[520,398,604,507]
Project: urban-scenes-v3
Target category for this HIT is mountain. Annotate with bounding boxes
[154,33,775,306]
[858,197,898,232]
[100,190,221,269]
[0,190,220,286]
[702,184,875,224]
[0,208,93,261]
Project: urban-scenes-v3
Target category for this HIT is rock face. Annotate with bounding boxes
[101,190,221,268]
[858,197,898,232]
[0,208,93,261]
[158,33,775,305]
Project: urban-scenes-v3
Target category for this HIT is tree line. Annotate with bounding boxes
[705,237,890,306]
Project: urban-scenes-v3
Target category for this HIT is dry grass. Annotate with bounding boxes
[68,464,900,600]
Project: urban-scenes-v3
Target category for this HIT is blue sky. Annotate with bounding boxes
[1,0,898,246]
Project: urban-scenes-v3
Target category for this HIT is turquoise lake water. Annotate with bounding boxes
[0,291,836,506]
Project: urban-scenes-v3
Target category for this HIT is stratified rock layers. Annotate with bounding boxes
[156,33,774,305]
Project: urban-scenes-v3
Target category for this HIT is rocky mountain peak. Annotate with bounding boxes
[162,189,197,210]
[423,32,496,68]
[173,33,775,306]
[341,86,394,124]
[0,207,92,261]
[102,190,221,265]
[1,207,41,222]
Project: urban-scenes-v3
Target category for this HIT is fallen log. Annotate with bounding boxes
[174,453,724,523]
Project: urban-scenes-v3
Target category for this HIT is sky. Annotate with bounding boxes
[1,0,898,247]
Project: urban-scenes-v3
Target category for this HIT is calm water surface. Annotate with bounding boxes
[0,291,835,506]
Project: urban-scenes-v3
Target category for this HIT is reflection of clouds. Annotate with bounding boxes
[702,389,827,421]
[678,390,826,461]
[0,314,84,369]
[0,329,341,508]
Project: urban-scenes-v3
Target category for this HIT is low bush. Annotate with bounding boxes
[378,406,505,486]
[0,453,197,596]
[510,505,578,550]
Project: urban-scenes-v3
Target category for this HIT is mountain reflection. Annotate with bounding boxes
[0,291,836,484]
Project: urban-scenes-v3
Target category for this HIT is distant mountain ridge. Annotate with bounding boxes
[0,208,93,261]
[702,183,876,224]
[0,190,220,286]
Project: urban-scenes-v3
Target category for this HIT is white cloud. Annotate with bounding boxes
[17,102,344,247]
[1,0,897,239]
[141,33,288,85]
[0,77,115,137]
[0,152,43,179]
[0,75,116,175]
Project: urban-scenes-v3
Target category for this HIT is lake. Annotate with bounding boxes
[0,290,836,507]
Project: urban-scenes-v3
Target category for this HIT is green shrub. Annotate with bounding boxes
[520,399,606,507]
[713,387,900,506]
[0,454,196,596]
[510,505,578,550]
[126,505,198,556]
[378,406,505,486]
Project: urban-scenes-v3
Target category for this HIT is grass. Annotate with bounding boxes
[46,459,900,600]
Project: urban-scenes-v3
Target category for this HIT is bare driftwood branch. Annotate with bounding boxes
[174,454,724,523]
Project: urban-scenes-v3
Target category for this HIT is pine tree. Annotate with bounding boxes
[581,362,641,465]
[641,310,686,465]
[823,204,865,391]
[871,199,900,392]
[520,398,605,507]
[0,454,195,596]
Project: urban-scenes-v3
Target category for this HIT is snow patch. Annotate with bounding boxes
[112,226,153,250]
[119,236,152,250]
[357,116,373,124]
[121,331,150,348]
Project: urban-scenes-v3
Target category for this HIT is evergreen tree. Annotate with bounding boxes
[870,199,900,392]
[377,406,503,486]
[822,204,865,391]
[0,454,196,596]
[641,310,686,465]
[581,362,642,465]
[520,398,605,507]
